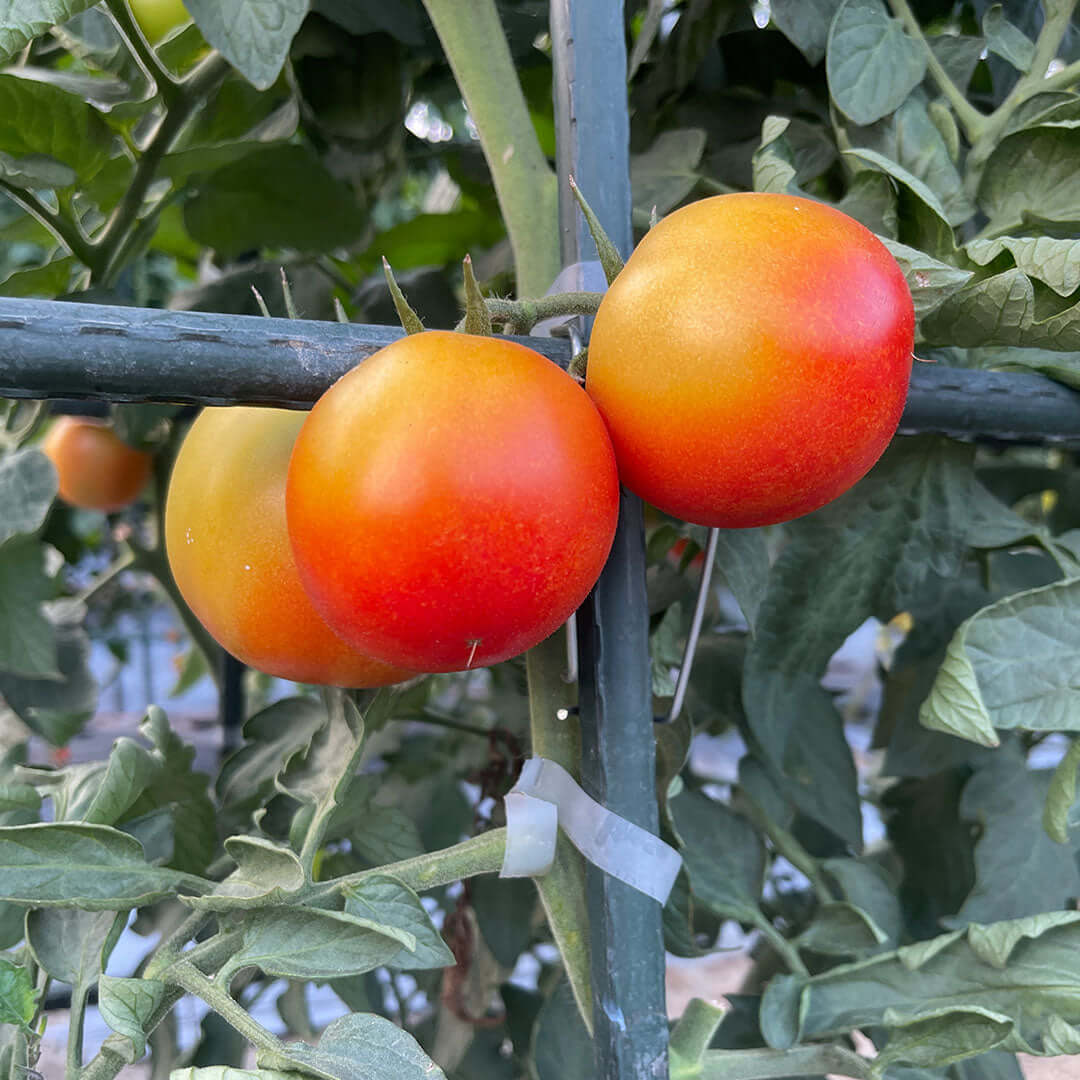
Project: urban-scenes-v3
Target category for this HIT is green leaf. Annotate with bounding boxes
[844,147,951,226]
[0,149,76,188]
[184,144,368,256]
[696,1044,872,1079]
[798,901,889,957]
[172,1070,297,1080]
[0,821,206,909]
[770,0,842,65]
[227,907,411,981]
[978,123,1080,232]
[0,540,56,677]
[0,254,76,299]
[965,235,1080,297]
[1043,735,1080,843]
[531,979,593,1080]
[921,578,1080,745]
[344,875,455,971]
[362,209,506,276]
[0,1,101,63]
[351,804,426,866]
[837,171,898,237]
[0,450,56,545]
[670,790,764,923]
[982,5,1036,73]
[879,236,973,318]
[216,696,328,826]
[873,1008,1012,1075]
[752,116,800,196]
[0,72,112,182]
[631,128,706,218]
[827,0,926,126]
[0,614,96,745]
[470,873,536,969]
[259,1012,447,1080]
[99,975,168,1063]
[26,907,121,985]
[81,736,158,826]
[824,858,903,949]
[943,744,1080,927]
[0,954,35,1029]
[183,0,307,90]
[766,911,1080,1057]
[184,835,304,911]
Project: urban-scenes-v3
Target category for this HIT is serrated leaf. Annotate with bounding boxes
[943,745,1080,927]
[0,954,34,1029]
[184,144,368,256]
[771,911,1080,1058]
[982,5,1036,72]
[965,235,1080,297]
[631,128,706,218]
[978,123,1080,232]
[872,1008,1012,1075]
[81,737,158,826]
[0,449,56,545]
[344,875,454,971]
[770,0,842,65]
[0,821,206,909]
[670,790,764,923]
[228,907,410,980]
[183,0,307,90]
[0,71,112,181]
[99,975,168,1063]
[26,907,120,985]
[921,578,1080,745]
[827,0,926,126]
[879,236,973,317]
[1043,735,1080,843]
[0,540,56,678]
[260,1012,447,1080]
[184,835,303,911]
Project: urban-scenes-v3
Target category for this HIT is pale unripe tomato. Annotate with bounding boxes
[128,0,191,43]
[165,407,413,688]
[42,417,152,512]
[286,331,620,673]
[586,193,915,528]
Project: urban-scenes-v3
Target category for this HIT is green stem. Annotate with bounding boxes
[420,0,560,297]
[1036,54,1080,95]
[419,707,496,739]
[751,912,809,977]
[456,291,605,335]
[886,0,985,142]
[525,628,579,774]
[0,181,97,267]
[103,0,182,106]
[167,961,286,1055]
[93,51,231,286]
[76,546,136,603]
[66,982,90,1076]
[306,827,506,905]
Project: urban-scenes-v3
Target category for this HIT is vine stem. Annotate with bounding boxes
[102,0,182,107]
[167,961,287,1055]
[420,0,560,297]
[455,291,605,335]
[886,0,985,142]
[751,912,810,977]
[0,181,96,266]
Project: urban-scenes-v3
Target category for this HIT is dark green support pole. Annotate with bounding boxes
[551,3,670,1077]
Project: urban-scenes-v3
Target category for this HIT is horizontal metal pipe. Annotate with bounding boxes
[1,297,1079,447]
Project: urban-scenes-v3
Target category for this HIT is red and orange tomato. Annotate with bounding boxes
[165,406,413,687]
[586,192,915,528]
[286,331,620,673]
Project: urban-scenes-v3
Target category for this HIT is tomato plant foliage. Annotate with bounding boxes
[1,1,1080,1079]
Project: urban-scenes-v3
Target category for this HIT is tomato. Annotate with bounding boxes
[165,407,413,687]
[128,0,191,43]
[586,192,915,528]
[286,331,620,673]
[42,416,153,512]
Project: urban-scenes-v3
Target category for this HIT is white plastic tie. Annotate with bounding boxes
[499,757,682,905]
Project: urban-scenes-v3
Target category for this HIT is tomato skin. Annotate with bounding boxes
[586,192,915,528]
[165,407,412,688]
[286,331,620,673]
[128,0,191,43]
[42,417,152,512]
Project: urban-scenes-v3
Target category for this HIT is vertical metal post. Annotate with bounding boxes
[551,3,669,1078]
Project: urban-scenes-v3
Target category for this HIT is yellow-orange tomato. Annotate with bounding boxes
[286,331,620,673]
[42,416,153,512]
[129,0,191,43]
[165,407,413,688]
[587,192,915,528]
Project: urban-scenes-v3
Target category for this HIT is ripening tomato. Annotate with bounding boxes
[128,0,191,43]
[286,331,620,673]
[586,192,915,528]
[165,407,413,687]
[42,416,153,512]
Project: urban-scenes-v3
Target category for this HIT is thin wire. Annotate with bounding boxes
[667,527,720,723]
